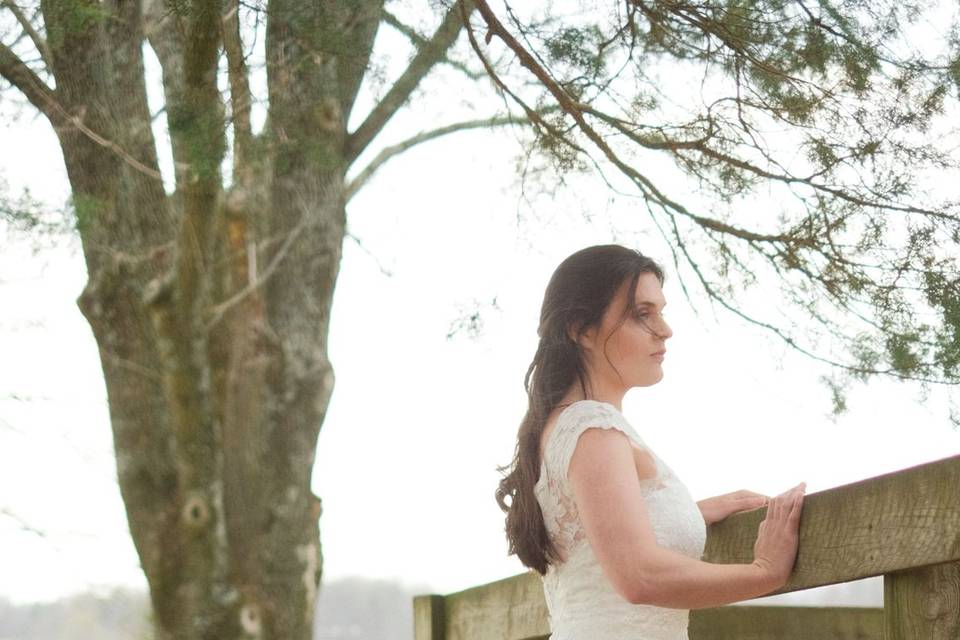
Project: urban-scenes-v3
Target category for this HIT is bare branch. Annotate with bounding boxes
[0,40,56,122]
[2,0,52,70]
[1,40,163,182]
[0,507,47,538]
[222,0,253,187]
[345,0,477,164]
[345,113,531,201]
[203,209,312,332]
[346,230,394,277]
[381,6,484,80]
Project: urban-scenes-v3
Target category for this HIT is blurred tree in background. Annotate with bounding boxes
[1,0,958,638]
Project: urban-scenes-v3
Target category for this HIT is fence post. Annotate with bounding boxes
[883,559,960,639]
[414,594,446,640]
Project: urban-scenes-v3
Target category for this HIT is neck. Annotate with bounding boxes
[559,382,626,412]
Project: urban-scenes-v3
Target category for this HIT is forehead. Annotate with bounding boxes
[603,272,665,323]
[630,272,666,307]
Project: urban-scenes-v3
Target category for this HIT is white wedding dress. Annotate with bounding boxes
[534,400,707,639]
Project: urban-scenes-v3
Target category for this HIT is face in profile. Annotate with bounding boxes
[578,272,673,391]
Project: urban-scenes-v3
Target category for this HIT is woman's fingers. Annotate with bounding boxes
[772,490,787,521]
[788,485,805,523]
[788,495,802,523]
[768,483,804,524]
[752,482,806,588]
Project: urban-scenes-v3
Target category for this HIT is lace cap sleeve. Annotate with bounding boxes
[550,400,644,483]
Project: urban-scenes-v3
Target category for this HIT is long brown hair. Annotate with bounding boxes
[494,244,665,575]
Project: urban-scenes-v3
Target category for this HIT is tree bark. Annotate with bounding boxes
[6,0,468,636]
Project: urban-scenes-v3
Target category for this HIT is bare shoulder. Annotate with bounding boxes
[567,424,659,603]
[568,425,634,482]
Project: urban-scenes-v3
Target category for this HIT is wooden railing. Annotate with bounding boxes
[414,453,960,640]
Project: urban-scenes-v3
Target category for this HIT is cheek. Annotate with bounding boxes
[614,328,653,359]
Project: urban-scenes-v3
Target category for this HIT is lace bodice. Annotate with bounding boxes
[533,400,707,640]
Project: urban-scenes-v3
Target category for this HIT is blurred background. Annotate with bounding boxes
[2,0,958,637]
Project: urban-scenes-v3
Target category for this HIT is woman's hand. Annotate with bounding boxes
[752,482,806,589]
[697,489,770,526]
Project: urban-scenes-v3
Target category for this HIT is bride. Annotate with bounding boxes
[495,244,805,640]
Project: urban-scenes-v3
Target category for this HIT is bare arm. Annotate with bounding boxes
[569,427,801,609]
[622,543,776,609]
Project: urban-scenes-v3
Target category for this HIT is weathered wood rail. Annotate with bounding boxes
[414,453,960,639]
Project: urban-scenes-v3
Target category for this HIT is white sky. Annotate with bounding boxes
[1,3,958,608]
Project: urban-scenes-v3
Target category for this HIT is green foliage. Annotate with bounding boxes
[545,26,605,76]
[797,20,830,74]
[819,374,849,416]
[805,136,838,169]
[923,270,960,378]
[949,53,960,96]
[886,332,922,375]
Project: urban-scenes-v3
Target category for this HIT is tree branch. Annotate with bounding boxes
[2,0,52,70]
[203,210,312,332]
[578,101,960,226]
[174,0,226,311]
[344,0,476,164]
[222,0,253,187]
[382,6,484,80]
[468,0,960,388]
[344,113,530,201]
[144,0,191,192]
[0,507,46,538]
[336,1,386,122]
[0,40,57,123]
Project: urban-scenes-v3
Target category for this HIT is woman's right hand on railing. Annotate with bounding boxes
[752,482,806,589]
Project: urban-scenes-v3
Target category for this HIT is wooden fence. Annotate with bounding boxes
[414,453,960,639]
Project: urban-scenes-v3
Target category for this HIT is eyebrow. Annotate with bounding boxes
[635,301,666,308]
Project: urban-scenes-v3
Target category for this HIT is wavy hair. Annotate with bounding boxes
[494,244,665,575]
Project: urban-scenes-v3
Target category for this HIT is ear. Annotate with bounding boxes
[568,322,598,351]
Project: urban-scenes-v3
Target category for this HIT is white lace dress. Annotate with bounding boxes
[533,400,707,639]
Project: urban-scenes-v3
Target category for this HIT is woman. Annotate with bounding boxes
[495,244,805,639]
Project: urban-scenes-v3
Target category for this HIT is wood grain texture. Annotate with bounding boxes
[704,454,960,594]
[414,595,446,640]
[690,605,882,639]
[444,571,549,640]
[884,560,960,640]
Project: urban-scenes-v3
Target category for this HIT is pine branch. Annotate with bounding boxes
[468,0,960,386]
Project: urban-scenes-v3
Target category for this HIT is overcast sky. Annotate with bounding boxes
[1,2,959,609]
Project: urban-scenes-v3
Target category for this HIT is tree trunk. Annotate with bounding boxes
[39,0,380,637]
[0,0,480,634]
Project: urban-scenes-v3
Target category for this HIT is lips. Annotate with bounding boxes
[651,349,666,356]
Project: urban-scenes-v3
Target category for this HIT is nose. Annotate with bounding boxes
[660,318,673,340]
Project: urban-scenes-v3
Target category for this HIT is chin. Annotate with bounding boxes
[635,372,664,387]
